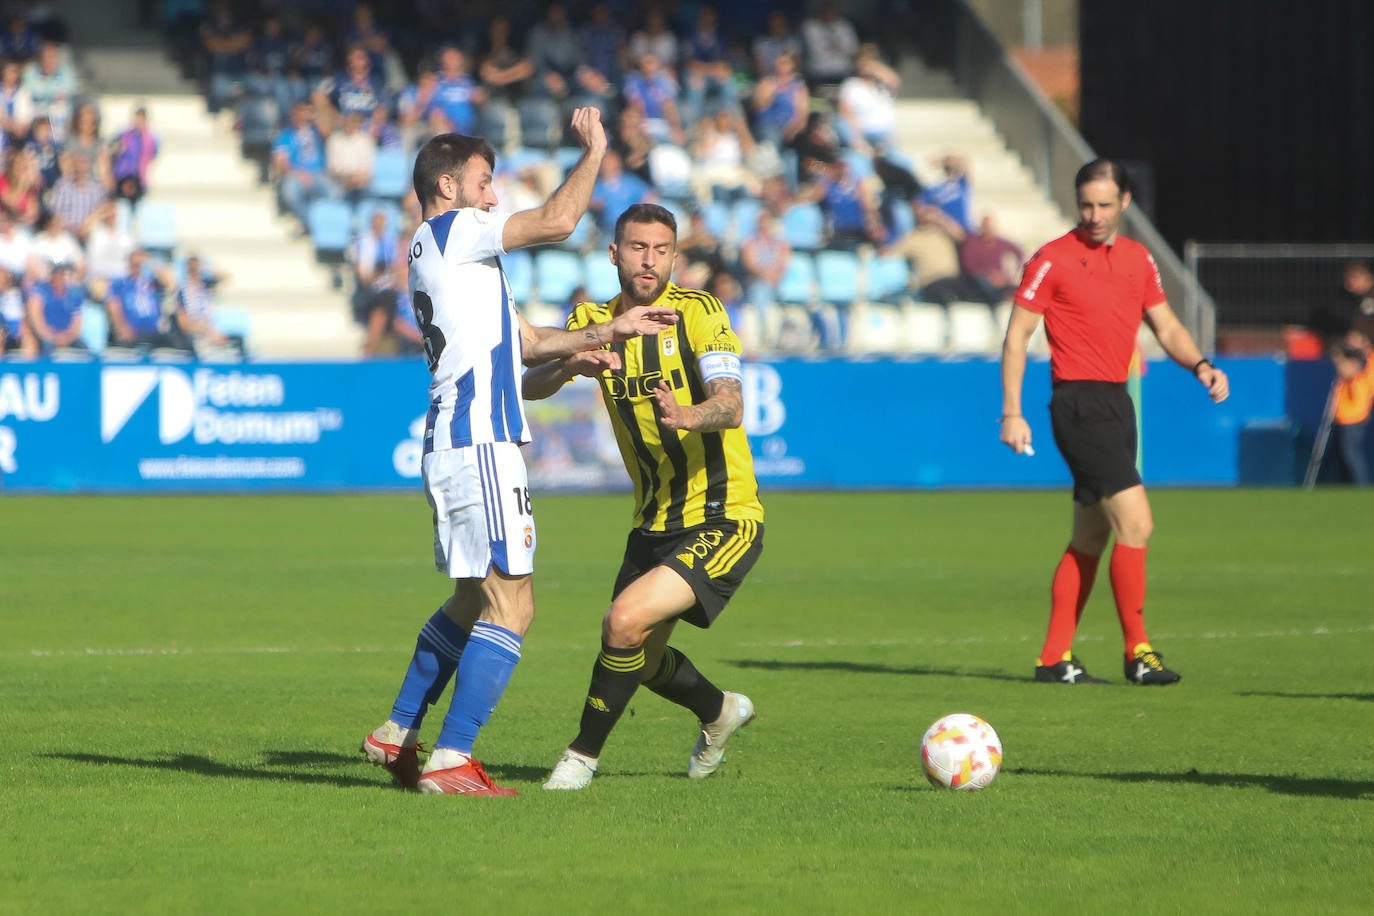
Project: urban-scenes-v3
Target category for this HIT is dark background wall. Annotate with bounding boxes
[1079,1,1374,250]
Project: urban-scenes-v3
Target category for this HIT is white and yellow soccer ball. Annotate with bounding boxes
[919,713,1003,790]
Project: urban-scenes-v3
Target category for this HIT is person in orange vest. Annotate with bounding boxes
[1331,337,1374,486]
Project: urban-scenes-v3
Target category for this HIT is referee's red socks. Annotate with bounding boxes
[1038,545,1100,666]
[1109,543,1150,657]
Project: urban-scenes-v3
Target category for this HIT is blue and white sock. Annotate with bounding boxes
[389,608,469,730]
[434,621,523,755]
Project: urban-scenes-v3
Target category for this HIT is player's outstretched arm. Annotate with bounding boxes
[999,304,1038,454]
[520,305,679,366]
[522,350,621,401]
[653,377,743,433]
[1145,301,1230,402]
[502,107,607,251]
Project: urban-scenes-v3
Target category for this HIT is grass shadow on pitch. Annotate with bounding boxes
[46,751,384,789]
[1238,691,1374,702]
[729,658,1026,683]
[1013,767,1374,800]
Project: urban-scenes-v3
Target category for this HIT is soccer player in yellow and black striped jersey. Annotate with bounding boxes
[523,203,764,790]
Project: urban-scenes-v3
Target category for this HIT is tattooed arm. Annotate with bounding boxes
[651,376,744,432]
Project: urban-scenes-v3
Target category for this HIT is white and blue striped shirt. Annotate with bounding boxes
[407,207,528,452]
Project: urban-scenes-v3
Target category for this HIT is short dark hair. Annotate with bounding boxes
[614,203,677,243]
[1075,158,1131,196]
[412,133,496,207]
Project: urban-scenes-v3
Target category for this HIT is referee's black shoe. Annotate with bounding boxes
[1034,656,1108,685]
[1125,647,1181,685]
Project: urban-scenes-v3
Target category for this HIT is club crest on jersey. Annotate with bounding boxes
[661,333,676,357]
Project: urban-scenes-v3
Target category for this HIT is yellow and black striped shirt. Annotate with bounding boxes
[566,283,764,532]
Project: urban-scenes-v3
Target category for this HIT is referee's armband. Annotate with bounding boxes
[699,351,743,383]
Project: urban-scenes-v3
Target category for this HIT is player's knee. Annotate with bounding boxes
[601,603,650,649]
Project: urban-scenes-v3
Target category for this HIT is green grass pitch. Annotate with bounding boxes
[1,489,1371,913]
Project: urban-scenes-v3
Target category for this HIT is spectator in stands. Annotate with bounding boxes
[622,52,683,145]
[753,10,803,79]
[313,44,388,136]
[290,19,336,92]
[613,104,655,181]
[48,150,109,243]
[0,60,34,141]
[879,200,968,304]
[397,61,439,149]
[199,1,252,115]
[367,102,402,151]
[690,106,758,202]
[66,101,111,191]
[477,15,534,125]
[343,2,392,79]
[807,156,885,251]
[85,200,136,296]
[1340,260,1374,344]
[429,45,484,136]
[589,149,654,239]
[0,207,32,275]
[919,153,975,233]
[628,8,678,70]
[836,44,900,154]
[679,6,737,126]
[272,101,337,230]
[247,14,305,118]
[751,50,808,147]
[362,258,421,358]
[789,110,841,190]
[759,173,797,220]
[105,247,178,350]
[1330,342,1374,486]
[29,210,85,281]
[0,145,43,226]
[24,113,61,189]
[527,3,608,124]
[801,1,860,92]
[2,14,40,64]
[739,209,791,337]
[0,267,34,358]
[174,253,240,354]
[959,212,1024,305]
[349,206,399,325]
[579,3,626,90]
[325,110,377,204]
[25,259,84,353]
[677,209,730,289]
[109,104,159,204]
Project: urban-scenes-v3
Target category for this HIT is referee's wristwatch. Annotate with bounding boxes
[1192,358,1214,377]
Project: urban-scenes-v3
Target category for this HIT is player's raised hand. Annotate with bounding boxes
[568,107,607,155]
[652,380,691,431]
[607,304,679,341]
[566,349,621,376]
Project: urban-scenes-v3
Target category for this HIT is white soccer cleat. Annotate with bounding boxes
[688,691,755,779]
[542,749,598,790]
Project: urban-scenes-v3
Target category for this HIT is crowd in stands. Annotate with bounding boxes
[0,3,246,361]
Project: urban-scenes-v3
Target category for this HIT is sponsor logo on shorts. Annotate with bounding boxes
[676,528,725,569]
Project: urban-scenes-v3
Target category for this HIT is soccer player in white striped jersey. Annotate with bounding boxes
[362,107,679,795]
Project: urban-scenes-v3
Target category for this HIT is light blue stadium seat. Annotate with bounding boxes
[781,202,826,251]
[558,213,597,252]
[80,303,108,354]
[729,197,764,239]
[815,249,861,305]
[581,251,619,301]
[369,148,411,200]
[776,252,817,304]
[307,198,353,261]
[534,249,584,304]
[702,200,732,240]
[214,306,252,342]
[354,198,404,236]
[135,201,178,257]
[501,249,534,302]
[843,149,874,179]
[500,147,546,176]
[867,255,912,302]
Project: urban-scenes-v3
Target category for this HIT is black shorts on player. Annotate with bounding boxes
[1049,381,1142,505]
[612,519,764,629]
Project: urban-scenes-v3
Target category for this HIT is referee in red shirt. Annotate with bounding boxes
[1000,158,1229,686]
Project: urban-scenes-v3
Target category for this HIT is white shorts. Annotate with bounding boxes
[423,442,536,579]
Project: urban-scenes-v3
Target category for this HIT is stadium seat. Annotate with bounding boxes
[501,249,534,302]
[79,303,108,354]
[581,251,618,301]
[368,148,412,201]
[534,248,584,304]
[517,97,560,151]
[353,199,403,236]
[501,147,546,176]
[238,96,278,183]
[728,198,763,242]
[558,213,597,252]
[946,301,999,354]
[845,302,906,355]
[901,302,948,354]
[215,306,252,345]
[781,202,826,251]
[867,255,912,303]
[135,201,178,258]
[553,146,584,176]
[775,251,816,304]
[307,198,354,262]
[815,249,862,306]
[702,200,732,241]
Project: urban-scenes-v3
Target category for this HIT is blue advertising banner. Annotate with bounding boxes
[0,356,1288,494]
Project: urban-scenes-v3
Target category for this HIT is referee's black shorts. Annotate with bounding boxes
[612,519,764,629]
[1049,380,1142,505]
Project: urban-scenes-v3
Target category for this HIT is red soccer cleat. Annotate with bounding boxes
[417,757,518,796]
[361,733,422,790]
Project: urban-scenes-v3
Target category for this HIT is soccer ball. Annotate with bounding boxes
[920,713,1003,790]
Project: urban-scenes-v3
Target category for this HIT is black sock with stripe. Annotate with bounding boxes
[644,646,725,723]
[569,644,645,758]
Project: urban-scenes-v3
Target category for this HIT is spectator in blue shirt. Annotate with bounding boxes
[0,267,34,357]
[680,6,737,126]
[918,154,975,234]
[313,45,387,135]
[430,46,484,136]
[622,52,683,145]
[200,0,252,114]
[26,260,85,353]
[271,101,338,228]
[588,149,654,238]
[106,248,178,349]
